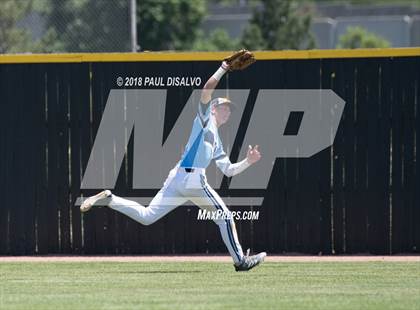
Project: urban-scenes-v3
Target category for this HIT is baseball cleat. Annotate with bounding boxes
[80,190,112,213]
[234,249,267,272]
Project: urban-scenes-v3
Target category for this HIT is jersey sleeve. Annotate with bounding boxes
[212,137,226,161]
[213,140,232,175]
[198,101,211,127]
[214,139,251,177]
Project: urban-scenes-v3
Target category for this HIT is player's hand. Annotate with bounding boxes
[221,60,230,71]
[246,145,261,164]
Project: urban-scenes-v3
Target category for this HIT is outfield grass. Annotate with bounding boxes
[1,261,419,309]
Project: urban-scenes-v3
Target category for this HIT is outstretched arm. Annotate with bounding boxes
[201,49,255,104]
[200,61,229,104]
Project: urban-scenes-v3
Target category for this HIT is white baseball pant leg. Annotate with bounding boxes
[108,178,187,226]
[186,175,244,264]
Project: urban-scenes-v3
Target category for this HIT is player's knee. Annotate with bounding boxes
[213,218,224,226]
[139,214,159,226]
[140,218,153,226]
[212,211,233,226]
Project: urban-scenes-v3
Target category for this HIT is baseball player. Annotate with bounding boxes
[81,50,266,271]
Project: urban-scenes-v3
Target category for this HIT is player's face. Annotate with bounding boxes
[214,104,231,126]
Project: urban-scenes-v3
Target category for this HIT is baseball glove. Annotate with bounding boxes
[223,49,256,71]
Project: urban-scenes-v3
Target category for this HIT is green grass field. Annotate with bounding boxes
[1,261,419,310]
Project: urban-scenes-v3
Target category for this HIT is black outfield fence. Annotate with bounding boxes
[0,50,419,255]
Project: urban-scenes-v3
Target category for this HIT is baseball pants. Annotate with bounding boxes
[108,166,244,263]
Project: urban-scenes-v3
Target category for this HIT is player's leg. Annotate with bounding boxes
[108,179,188,225]
[191,176,266,271]
[187,179,244,264]
[80,175,187,225]
[108,186,187,225]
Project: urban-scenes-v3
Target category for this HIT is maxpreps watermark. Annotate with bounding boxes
[197,210,260,221]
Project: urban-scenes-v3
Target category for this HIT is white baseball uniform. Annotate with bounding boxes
[109,99,250,263]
